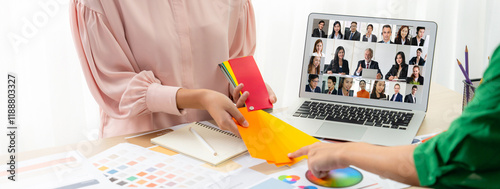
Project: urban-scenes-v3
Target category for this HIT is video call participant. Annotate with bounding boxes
[362,24,377,42]
[324,76,338,95]
[306,74,322,93]
[308,56,321,74]
[407,66,424,85]
[326,46,349,75]
[411,27,425,46]
[389,84,403,102]
[394,25,410,45]
[409,48,427,66]
[329,21,344,39]
[312,39,324,57]
[354,48,383,79]
[378,25,394,44]
[386,51,409,81]
[337,77,354,96]
[356,80,370,98]
[404,85,418,103]
[344,21,360,41]
[370,80,387,99]
[312,20,327,38]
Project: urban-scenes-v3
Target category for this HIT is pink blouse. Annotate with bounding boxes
[70,0,256,138]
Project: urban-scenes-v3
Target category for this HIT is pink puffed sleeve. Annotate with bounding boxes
[69,0,185,119]
[228,0,256,59]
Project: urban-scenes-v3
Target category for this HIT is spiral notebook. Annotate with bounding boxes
[151,122,248,166]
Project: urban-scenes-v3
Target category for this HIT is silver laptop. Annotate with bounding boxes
[278,13,437,146]
[361,69,378,79]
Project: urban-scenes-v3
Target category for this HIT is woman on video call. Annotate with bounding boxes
[308,56,321,74]
[337,77,354,96]
[394,25,410,45]
[369,80,387,99]
[326,46,349,75]
[407,65,424,85]
[386,51,409,81]
[356,80,370,98]
[312,39,325,57]
[329,21,344,39]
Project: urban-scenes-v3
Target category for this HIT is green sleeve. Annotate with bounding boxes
[413,46,500,188]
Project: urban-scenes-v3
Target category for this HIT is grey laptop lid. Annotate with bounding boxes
[301,13,437,112]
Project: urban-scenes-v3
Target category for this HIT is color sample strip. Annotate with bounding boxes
[0,157,77,177]
[228,56,273,111]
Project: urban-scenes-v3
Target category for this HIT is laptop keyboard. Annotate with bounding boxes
[293,101,413,130]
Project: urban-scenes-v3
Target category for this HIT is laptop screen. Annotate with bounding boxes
[300,13,437,112]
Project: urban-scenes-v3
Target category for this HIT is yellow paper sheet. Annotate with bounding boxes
[237,108,319,166]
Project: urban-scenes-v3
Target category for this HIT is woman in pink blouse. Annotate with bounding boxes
[70,0,276,138]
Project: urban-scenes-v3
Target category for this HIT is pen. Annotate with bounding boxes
[189,127,217,156]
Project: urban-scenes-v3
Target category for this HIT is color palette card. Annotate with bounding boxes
[219,56,273,111]
[89,143,226,188]
[236,108,320,167]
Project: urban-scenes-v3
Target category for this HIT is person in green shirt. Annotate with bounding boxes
[289,46,500,188]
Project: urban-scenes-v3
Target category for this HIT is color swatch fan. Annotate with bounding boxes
[236,108,319,166]
[219,56,273,111]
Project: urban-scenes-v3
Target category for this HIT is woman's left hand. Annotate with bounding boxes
[232,83,277,108]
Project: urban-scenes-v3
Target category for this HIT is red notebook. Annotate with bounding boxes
[227,56,272,111]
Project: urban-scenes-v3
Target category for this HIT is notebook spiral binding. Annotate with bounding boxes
[195,122,241,138]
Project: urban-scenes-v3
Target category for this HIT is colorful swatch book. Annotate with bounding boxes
[236,108,320,167]
[219,56,273,111]
[151,122,247,166]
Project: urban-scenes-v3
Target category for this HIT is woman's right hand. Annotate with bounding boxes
[199,90,248,137]
[176,88,248,137]
[388,76,394,80]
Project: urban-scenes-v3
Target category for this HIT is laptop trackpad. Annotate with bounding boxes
[315,123,367,140]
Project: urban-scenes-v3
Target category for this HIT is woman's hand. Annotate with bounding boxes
[231,83,277,107]
[176,89,248,137]
[288,142,349,178]
[200,90,248,137]
[388,76,394,80]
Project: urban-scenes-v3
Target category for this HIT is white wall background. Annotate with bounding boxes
[1,0,500,155]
